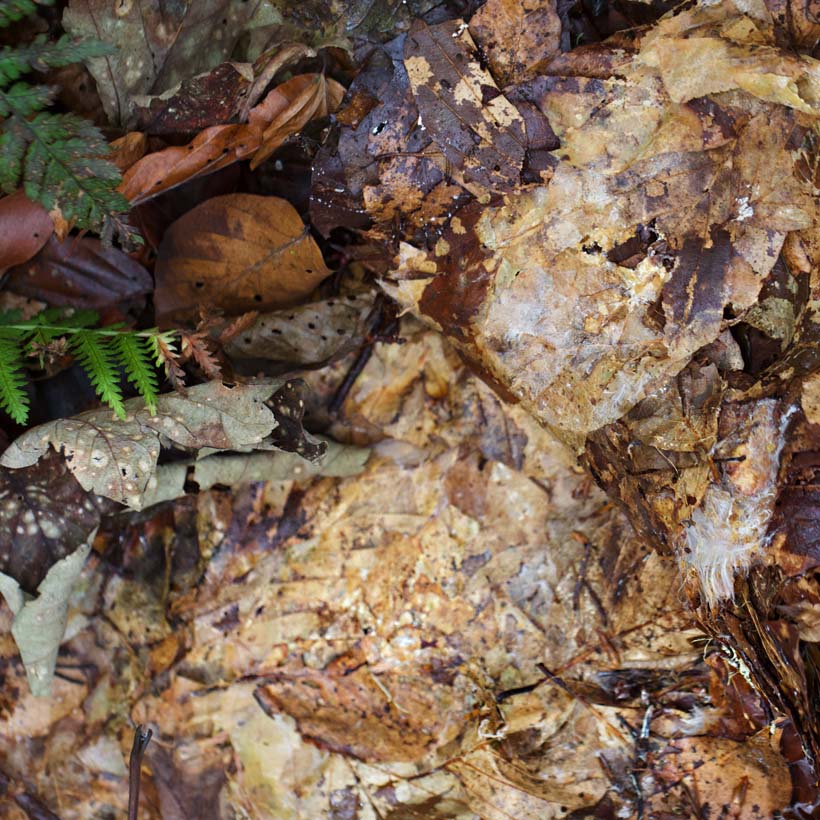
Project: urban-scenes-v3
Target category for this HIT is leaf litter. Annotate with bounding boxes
[2,0,820,817]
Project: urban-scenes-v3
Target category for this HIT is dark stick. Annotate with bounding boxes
[128,724,153,820]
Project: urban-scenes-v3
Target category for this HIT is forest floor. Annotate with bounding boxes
[1,0,820,817]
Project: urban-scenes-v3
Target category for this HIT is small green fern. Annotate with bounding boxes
[0,1,129,231]
[0,308,179,424]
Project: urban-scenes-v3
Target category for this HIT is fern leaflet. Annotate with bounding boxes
[0,335,28,424]
[0,5,129,232]
[71,330,126,419]
[0,309,176,424]
[113,333,159,415]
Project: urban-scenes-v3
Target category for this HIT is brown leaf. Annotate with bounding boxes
[5,235,152,311]
[404,18,528,194]
[132,62,252,134]
[108,132,148,173]
[154,194,330,325]
[0,451,99,594]
[470,0,562,87]
[119,74,342,205]
[0,193,53,276]
[118,123,259,205]
[250,73,345,170]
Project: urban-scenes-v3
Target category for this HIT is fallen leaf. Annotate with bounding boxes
[251,73,345,169]
[0,451,99,595]
[404,18,528,195]
[62,0,278,125]
[141,440,370,508]
[107,132,147,173]
[153,194,331,325]
[119,73,342,205]
[0,538,94,696]
[132,62,253,134]
[224,294,372,366]
[5,235,152,311]
[0,192,53,276]
[470,0,562,87]
[0,380,282,509]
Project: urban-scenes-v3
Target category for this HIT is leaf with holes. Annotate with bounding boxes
[153,194,331,326]
[0,380,282,509]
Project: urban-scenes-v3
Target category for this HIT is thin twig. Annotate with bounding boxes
[128,724,153,820]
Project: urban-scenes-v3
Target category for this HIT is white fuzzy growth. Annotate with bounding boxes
[683,485,776,605]
[683,404,794,607]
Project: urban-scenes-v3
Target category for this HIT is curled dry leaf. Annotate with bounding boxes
[0,380,282,509]
[5,235,153,311]
[119,73,344,205]
[0,192,53,276]
[153,194,330,325]
[250,73,345,169]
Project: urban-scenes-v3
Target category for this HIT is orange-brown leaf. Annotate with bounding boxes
[250,74,345,170]
[153,193,331,325]
[108,132,148,173]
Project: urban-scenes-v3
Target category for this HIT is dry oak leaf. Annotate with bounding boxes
[154,193,330,325]
[0,380,281,509]
[119,73,344,205]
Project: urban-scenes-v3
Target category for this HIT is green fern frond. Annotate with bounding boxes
[113,333,159,415]
[0,335,29,424]
[0,0,51,27]
[0,111,129,228]
[0,5,128,232]
[0,309,175,424]
[71,330,125,419]
[0,35,110,84]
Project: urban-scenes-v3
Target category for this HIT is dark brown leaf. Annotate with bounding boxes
[0,451,99,594]
[5,235,152,311]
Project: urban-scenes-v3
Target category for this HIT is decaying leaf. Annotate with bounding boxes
[154,194,331,325]
[132,61,254,134]
[0,538,93,696]
[404,18,527,195]
[0,451,99,595]
[469,0,562,87]
[224,294,372,367]
[62,0,278,125]
[0,380,282,509]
